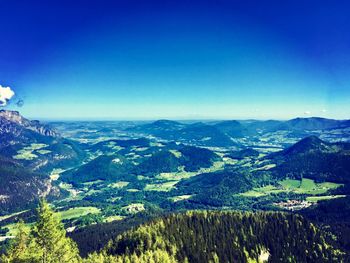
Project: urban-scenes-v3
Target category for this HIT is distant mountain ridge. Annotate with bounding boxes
[127,117,350,144]
[128,120,236,147]
[286,117,341,130]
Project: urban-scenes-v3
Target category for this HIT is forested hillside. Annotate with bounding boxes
[99,211,345,262]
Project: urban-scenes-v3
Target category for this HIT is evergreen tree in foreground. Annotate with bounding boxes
[1,199,81,263]
[0,220,32,262]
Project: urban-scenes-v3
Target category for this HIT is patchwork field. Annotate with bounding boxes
[13,143,49,160]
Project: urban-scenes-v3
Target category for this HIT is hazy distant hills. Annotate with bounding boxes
[285,117,350,130]
[128,120,237,147]
[127,117,350,146]
[245,117,350,134]
[213,120,246,137]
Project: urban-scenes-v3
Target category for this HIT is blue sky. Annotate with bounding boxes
[0,0,350,120]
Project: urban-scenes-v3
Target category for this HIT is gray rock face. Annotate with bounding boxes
[0,110,59,138]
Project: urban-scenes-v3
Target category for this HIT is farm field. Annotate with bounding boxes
[239,178,343,198]
[58,206,101,220]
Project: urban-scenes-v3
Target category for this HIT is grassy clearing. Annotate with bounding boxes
[27,143,48,150]
[253,164,276,171]
[169,149,182,158]
[169,195,193,202]
[13,143,48,160]
[107,196,122,202]
[157,170,196,181]
[112,146,124,151]
[82,180,104,186]
[58,183,84,201]
[50,168,66,180]
[294,179,342,195]
[239,178,343,198]
[240,185,285,197]
[133,147,149,152]
[144,181,178,192]
[222,157,237,165]
[279,179,301,189]
[104,215,125,223]
[204,161,225,173]
[0,210,28,222]
[109,181,130,189]
[150,142,164,147]
[58,207,101,220]
[13,151,38,160]
[85,189,103,196]
[300,178,316,191]
[158,161,225,181]
[136,175,147,180]
[306,195,346,202]
[36,149,52,155]
[127,189,140,192]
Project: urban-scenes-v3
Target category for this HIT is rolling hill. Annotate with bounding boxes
[268,136,350,184]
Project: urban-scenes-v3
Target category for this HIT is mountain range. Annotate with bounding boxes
[1,110,350,259]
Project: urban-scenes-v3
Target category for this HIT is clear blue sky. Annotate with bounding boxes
[0,0,349,120]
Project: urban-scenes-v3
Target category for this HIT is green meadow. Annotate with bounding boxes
[240,178,343,198]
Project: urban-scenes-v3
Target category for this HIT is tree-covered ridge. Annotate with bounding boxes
[268,136,350,184]
[103,211,345,263]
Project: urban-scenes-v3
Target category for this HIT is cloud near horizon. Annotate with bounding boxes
[0,85,15,106]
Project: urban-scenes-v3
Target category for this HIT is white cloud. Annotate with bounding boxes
[304,111,311,115]
[321,109,327,113]
[0,85,15,106]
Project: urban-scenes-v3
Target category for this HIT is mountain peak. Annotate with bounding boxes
[0,109,25,123]
[283,136,329,155]
[0,110,59,137]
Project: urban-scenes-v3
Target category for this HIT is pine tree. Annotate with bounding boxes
[32,199,81,263]
[1,199,81,263]
[0,220,32,262]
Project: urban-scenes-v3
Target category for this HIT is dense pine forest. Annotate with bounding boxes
[1,201,347,262]
[101,211,345,263]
